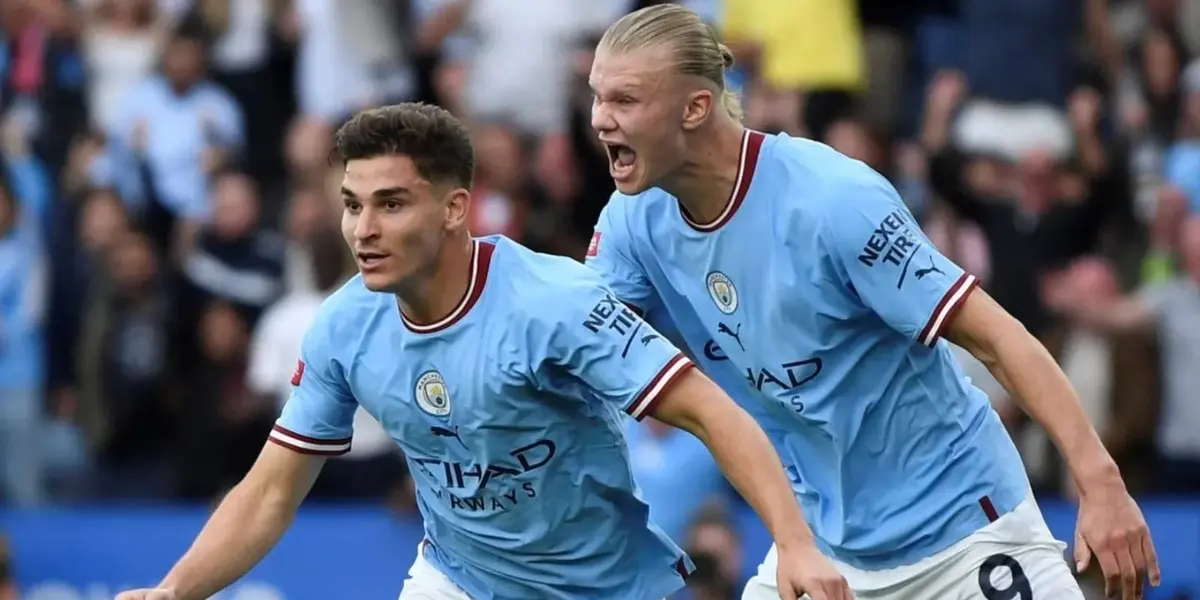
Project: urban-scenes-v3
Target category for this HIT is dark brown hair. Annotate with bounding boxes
[334,103,475,190]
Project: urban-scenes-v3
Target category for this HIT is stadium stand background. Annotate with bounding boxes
[0,0,1199,598]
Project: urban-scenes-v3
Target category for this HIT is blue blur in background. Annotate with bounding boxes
[2,499,1198,599]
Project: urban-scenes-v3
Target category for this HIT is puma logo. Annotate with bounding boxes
[430,425,467,449]
[717,322,744,351]
[915,257,945,280]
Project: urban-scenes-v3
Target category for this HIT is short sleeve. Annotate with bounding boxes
[819,174,979,347]
[585,198,658,312]
[526,280,695,421]
[269,314,358,456]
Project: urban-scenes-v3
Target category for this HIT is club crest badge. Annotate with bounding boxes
[706,271,738,314]
[415,370,451,417]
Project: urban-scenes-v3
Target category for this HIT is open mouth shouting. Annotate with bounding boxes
[603,142,638,183]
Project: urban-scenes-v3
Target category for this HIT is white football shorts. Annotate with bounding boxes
[742,492,1084,599]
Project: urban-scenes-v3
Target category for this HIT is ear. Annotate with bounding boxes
[681,88,715,131]
[443,187,471,231]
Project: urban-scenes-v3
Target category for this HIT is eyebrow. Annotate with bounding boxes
[340,186,411,199]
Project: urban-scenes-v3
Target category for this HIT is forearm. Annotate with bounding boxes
[684,406,813,548]
[160,478,296,599]
[977,324,1119,486]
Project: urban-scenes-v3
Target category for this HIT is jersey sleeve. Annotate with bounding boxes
[818,174,979,347]
[525,280,695,421]
[584,197,658,312]
[269,311,357,456]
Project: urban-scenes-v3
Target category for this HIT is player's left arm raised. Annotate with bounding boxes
[821,174,1160,600]
[530,280,851,600]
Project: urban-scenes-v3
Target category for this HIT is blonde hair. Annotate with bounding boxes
[599,4,743,121]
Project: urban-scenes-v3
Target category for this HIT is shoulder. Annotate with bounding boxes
[485,236,610,323]
[487,235,608,300]
[758,135,902,241]
[766,134,898,215]
[305,275,381,352]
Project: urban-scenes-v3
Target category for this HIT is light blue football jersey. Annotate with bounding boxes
[586,130,1030,570]
[273,235,695,600]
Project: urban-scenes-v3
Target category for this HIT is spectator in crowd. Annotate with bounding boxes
[75,229,175,499]
[1,0,90,175]
[283,0,411,176]
[1048,216,1200,495]
[1149,59,1200,277]
[0,5,1195,586]
[107,16,243,241]
[175,299,273,499]
[245,226,406,500]
[198,0,292,185]
[0,159,48,507]
[176,168,283,330]
[683,504,744,600]
[77,0,174,133]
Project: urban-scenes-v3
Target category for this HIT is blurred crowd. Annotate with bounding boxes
[1,0,1200,596]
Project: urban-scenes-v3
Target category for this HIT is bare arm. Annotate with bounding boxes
[944,287,1121,489]
[158,443,325,600]
[1074,297,1155,333]
[650,369,813,550]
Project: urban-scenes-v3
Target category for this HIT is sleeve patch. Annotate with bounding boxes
[291,360,306,386]
[586,231,602,257]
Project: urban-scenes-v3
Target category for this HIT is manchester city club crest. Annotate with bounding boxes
[706,271,738,314]
[415,370,452,417]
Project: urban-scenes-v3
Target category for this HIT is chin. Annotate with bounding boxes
[613,174,655,196]
[359,271,398,292]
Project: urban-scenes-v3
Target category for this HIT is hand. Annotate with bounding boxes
[1068,87,1104,133]
[775,542,853,600]
[926,70,967,116]
[115,588,177,600]
[1074,475,1161,599]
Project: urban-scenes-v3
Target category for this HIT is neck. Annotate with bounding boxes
[397,235,474,325]
[662,117,745,225]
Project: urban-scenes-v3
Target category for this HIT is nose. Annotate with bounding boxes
[353,207,380,243]
[591,99,616,134]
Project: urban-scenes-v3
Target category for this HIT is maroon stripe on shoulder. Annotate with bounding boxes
[681,129,765,232]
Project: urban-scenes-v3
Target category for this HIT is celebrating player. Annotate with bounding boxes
[585,5,1160,600]
[114,103,846,600]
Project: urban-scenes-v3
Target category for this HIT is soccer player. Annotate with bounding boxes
[115,103,850,600]
[585,5,1161,600]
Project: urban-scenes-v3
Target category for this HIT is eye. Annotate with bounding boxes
[343,200,361,213]
[385,200,402,211]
